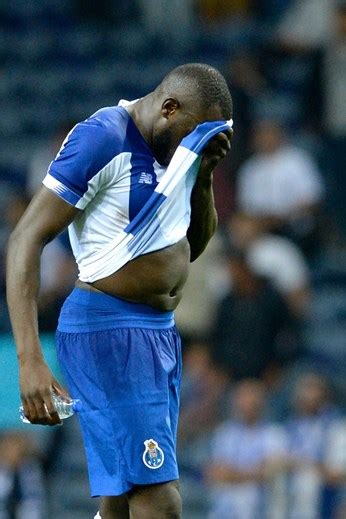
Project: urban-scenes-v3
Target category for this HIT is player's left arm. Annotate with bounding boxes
[187,130,232,261]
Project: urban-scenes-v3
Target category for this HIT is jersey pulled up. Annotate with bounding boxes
[43,103,233,282]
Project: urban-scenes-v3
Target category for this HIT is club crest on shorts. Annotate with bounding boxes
[142,439,164,469]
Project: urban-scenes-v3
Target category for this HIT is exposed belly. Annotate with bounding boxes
[75,238,191,311]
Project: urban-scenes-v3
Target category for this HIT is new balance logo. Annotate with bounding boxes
[138,172,153,185]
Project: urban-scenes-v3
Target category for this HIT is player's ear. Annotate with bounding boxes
[161,98,180,119]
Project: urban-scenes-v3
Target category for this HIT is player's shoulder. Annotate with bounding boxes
[82,105,130,143]
[88,105,128,129]
[60,105,131,162]
[49,106,132,180]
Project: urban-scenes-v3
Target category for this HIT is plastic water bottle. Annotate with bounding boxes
[19,392,81,424]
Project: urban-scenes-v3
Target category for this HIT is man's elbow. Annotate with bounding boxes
[189,247,202,263]
[189,231,215,262]
[188,210,218,262]
[7,228,21,256]
[7,226,28,253]
[9,216,48,247]
[7,227,42,265]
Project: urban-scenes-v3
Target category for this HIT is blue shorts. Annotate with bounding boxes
[56,288,182,497]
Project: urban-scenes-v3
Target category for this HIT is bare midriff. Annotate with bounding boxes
[75,237,191,311]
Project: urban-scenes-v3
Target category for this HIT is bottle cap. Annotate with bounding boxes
[72,399,82,412]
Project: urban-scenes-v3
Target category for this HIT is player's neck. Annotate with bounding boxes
[126,95,155,150]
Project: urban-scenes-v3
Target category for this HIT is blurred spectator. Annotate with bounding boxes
[179,343,229,445]
[211,248,299,381]
[224,52,268,169]
[253,0,293,24]
[0,191,76,332]
[177,344,229,517]
[0,192,31,332]
[322,2,346,233]
[206,379,287,519]
[198,0,251,23]
[26,123,78,329]
[276,0,336,51]
[236,119,324,257]
[228,212,311,317]
[212,159,236,225]
[0,432,46,519]
[27,123,75,197]
[37,237,77,331]
[323,2,346,138]
[138,0,193,49]
[285,373,346,518]
[73,0,139,25]
[174,232,228,342]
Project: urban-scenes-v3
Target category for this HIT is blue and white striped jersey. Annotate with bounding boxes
[43,101,232,282]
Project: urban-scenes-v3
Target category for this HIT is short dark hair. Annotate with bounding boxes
[160,63,233,119]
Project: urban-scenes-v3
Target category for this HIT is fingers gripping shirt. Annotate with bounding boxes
[43,103,233,282]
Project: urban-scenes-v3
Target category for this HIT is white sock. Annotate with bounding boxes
[94,513,101,519]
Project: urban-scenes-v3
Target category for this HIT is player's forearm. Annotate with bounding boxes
[187,175,217,262]
[6,231,43,361]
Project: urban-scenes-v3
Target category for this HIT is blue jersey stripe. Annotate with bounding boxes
[181,120,232,155]
[127,215,162,254]
[55,185,81,206]
[43,173,81,206]
[125,117,158,223]
[124,191,166,235]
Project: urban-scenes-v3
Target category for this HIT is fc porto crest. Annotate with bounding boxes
[142,439,164,469]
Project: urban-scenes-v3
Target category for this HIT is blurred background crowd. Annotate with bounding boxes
[0,1,345,518]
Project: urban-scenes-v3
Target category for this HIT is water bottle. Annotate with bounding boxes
[19,392,82,423]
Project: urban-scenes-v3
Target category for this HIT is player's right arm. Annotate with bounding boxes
[6,187,80,425]
[6,115,116,426]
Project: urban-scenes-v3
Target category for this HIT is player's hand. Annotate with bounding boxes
[19,355,69,426]
[199,129,233,179]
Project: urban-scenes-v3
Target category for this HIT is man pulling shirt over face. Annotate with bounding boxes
[7,63,233,519]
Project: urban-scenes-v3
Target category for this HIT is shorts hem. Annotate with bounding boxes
[91,474,179,497]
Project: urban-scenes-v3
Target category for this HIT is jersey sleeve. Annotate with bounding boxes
[43,119,120,210]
